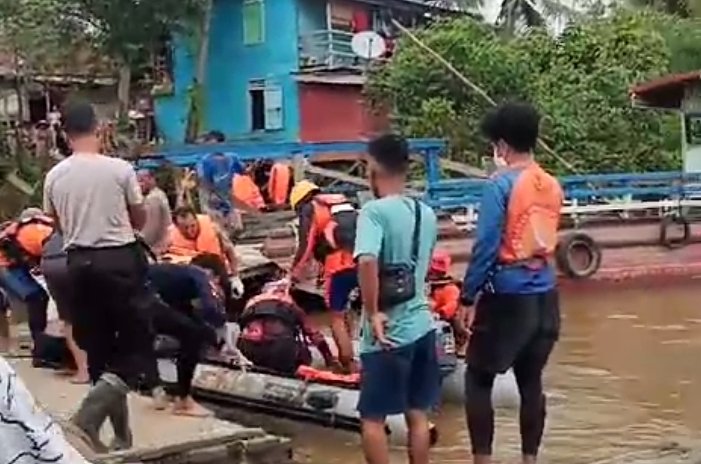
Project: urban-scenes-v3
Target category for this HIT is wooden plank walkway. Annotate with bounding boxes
[10,359,292,464]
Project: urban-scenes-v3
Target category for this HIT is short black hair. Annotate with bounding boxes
[205,130,225,143]
[63,101,97,137]
[173,206,197,221]
[191,253,228,281]
[481,102,540,153]
[367,133,410,175]
[191,252,232,307]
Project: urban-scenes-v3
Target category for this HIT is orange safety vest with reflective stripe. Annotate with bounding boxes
[498,162,563,267]
[232,174,265,211]
[0,216,54,267]
[268,163,291,206]
[167,215,224,261]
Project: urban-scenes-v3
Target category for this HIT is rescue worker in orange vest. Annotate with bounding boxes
[268,161,292,208]
[428,250,461,321]
[232,171,265,212]
[428,250,471,351]
[167,207,245,301]
[0,208,53,363]
[460,102,563,464]
[288,180,358,373]
[237,280,336,375]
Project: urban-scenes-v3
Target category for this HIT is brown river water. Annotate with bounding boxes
[222,282,701,463]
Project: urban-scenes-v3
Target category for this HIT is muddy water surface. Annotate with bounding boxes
[229,283,701,463]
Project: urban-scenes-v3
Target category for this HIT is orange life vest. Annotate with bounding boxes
[429,280,460,321]
[311,194,356,274]
[498,162,563,266]
[232,174,265,211]
[0,216,54,267]
[296,365,360,386]
[268,163,291,206]
[167,215,224,261]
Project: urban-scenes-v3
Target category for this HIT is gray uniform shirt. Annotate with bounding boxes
[43,154,143,249]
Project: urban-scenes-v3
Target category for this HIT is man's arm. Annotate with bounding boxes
[213,222,238,274]
[42,176,61,234]
[123,166,146,231]
[290,202,318,280]
[354,205,383,317]
[461,180,507,306]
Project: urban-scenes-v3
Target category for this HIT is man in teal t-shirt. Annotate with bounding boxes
[354,134,440,464]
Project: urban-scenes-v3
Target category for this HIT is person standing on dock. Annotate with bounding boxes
[460,102,563,464]
[137,168,172,256]
[354,134,440,464]
[196,130,254,233]
[43,101,153,452]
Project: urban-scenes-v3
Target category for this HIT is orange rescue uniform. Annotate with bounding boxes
[429,280,461,321]
[268,162,291,206]
[167,214,226,266]
[232,173,265,211]
[0,217,54,268]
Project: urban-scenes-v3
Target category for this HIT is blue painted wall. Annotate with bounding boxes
[154,0,302,143]
[153,35,195,143]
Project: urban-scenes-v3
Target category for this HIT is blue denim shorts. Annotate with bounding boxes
[357,330,441,419]
[325,268,358,313]
[0,266,44,302]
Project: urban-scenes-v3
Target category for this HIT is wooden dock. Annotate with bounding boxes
[10,359,293,464]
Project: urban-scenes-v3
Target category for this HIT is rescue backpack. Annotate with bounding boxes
[313,194,358,253]
[0,216,53,266]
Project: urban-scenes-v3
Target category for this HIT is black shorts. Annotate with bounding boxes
[467,290,560,374]
[43,270,74,323]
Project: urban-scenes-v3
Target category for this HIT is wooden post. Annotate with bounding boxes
[292,153,305,182]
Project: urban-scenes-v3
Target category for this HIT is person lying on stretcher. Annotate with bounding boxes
[237,280,338,375]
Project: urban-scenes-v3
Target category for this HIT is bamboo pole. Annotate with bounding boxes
[391,18,582,175]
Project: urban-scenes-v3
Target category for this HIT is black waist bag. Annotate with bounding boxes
[379,198,422,309]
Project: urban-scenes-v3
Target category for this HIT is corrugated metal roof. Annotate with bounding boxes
[630,71,701,110]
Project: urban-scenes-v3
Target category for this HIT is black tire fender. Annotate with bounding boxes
[659,215,690,250]
[555,232,602,279]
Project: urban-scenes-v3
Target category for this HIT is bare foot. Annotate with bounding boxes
[70,373,90,384]
[172,397,214,417]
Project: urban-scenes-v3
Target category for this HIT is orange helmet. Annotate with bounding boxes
[430,250,451,274]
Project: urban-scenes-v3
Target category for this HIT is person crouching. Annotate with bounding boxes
[237,281,336,375]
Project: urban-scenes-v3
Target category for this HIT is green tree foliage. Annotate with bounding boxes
[366,10,697,175]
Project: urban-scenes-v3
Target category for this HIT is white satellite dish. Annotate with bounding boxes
[351,31,387,60]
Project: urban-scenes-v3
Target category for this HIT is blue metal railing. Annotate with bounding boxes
[136,139,701,211]
[298,29,373,69]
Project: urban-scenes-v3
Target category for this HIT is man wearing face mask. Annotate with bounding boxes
[459,102,563,464]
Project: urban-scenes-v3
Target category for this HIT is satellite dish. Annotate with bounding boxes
[351,31,387,60]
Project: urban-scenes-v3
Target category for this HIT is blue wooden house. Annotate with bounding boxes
[153,0,442,144]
